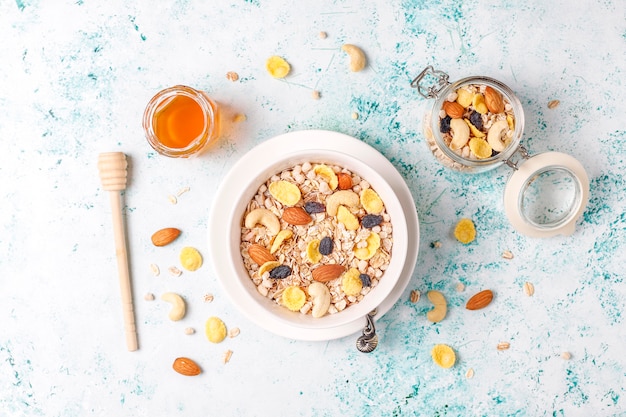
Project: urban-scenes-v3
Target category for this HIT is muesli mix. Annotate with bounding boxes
[240,162,393,318]
[438,83,516,160]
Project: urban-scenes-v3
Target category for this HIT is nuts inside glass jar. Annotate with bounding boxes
[240,162,393,318]
[438,84,516,160]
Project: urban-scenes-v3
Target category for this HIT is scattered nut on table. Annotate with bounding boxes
[497,342,511,351]
[548,99,560,109]
[523,282,535,296]
[161,292,186,321]
[341,44,366,72]
[426,290,447,323]
[226,71,239,82]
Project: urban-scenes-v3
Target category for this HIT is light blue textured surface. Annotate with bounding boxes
[1,1,625,416]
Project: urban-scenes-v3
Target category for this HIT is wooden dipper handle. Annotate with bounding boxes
[97,152,138,352]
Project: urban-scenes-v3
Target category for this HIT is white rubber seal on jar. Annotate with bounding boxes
[504,152,589,238]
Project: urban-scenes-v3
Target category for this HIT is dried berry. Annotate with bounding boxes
[469,111,483,130]
[319,237,333,256]
[361,214,383,229]
[304,201,325,214]
[269,265,292,279]
[359,273,371,287]
[439,115,451,133]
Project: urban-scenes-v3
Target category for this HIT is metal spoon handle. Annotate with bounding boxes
[356,309,378,353]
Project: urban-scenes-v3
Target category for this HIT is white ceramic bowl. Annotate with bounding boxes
[209,130,418,341]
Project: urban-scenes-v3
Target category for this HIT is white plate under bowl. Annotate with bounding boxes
[208,130,420,341]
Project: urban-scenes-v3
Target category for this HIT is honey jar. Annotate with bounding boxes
[412,66,589,238]
[142,85,220,158]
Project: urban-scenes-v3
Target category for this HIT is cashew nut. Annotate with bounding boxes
[161,292,186,321]
[426,290,447,323]
[449,118,470,150]
[487,119,510,152]
[341,44,366,72]
[308,282,331,318]
[244,208,280,235]
[326,190,359,216]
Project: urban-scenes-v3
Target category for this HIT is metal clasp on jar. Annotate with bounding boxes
[504,145,530,171]
[411,66,451,99]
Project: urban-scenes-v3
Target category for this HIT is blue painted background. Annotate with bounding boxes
[1,0,625,416]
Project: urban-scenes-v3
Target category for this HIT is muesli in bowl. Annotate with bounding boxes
[236,152,408,328]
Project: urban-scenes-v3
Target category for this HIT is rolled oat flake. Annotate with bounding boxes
[411,65,590,238]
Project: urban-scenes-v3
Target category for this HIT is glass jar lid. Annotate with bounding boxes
[504,152,589,237]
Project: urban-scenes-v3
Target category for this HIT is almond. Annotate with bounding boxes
[484,86,504,113]
[282,207,311,225]
[151,227,181,247]
[336,172,353,190]
[465,289,493,310]
[172,357,201,376]
[442,101,465,118]
[311,264,345,283]
[247,244,276,266]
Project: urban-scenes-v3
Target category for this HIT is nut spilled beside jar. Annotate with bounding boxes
[412,66,590,238]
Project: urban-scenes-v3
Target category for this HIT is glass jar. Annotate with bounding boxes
[142,85,220,158]
[411,66,590,238]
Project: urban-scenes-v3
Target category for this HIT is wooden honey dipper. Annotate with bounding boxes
[97,152,138,351]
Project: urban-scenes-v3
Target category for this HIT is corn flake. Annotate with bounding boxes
[337,205,359,230]
[454,218,476,244]
[313,164,338,190]
[205,316,227,343]
[469,137,492,159]
[354,232,380,260]
[282,286,306,311]
[266,55,290,78]
[342,268,363,296]
[258,261,281,277]
[456,88,473,108]
[269,180,301,206]
[179,246,203,271]
[431,344,456,368]
[306,239,322,263]
[360,189,383,214]
[270,229,293,254]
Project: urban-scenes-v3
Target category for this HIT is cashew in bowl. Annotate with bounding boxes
[161,292,186,321]
[244,208,280,235]
[325,190,359,216]
[308,282,331,318]
[426,290,447,323]
[341,44,366,72]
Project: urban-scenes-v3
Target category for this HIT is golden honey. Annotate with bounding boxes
[143,85,220,157]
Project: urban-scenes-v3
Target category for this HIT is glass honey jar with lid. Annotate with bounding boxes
[411,65,590,238]
[142,85,220,158]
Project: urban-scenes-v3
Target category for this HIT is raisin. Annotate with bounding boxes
[319,237,333,255]
[359,273,371,287]
[269,265,291,279]
[439,115,451,133]
[469,111,483,130]
[304,201,325,214]
[361,214,383,229]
